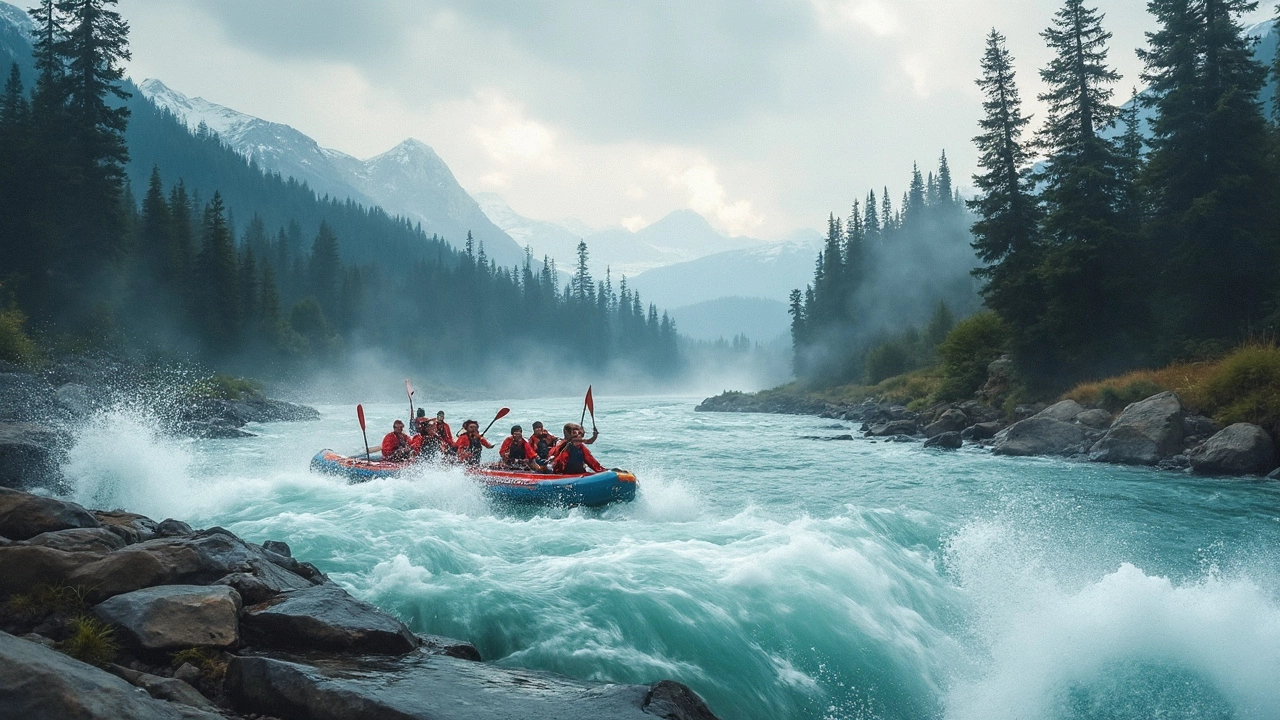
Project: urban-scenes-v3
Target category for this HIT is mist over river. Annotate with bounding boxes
[57,396,1280,720]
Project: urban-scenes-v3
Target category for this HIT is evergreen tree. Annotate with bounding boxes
[906,163,926,223]
[196,192,240,349]
[968,30,1044,341]
[936,151,954,207]
[309,221,341,319]
[863,189,881,239]
[572,240,594,303]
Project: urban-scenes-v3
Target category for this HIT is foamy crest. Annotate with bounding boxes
[944,521,1280,720]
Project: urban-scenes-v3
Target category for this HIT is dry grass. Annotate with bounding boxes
[7,583,90,617]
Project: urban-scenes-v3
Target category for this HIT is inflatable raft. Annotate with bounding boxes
[309,449,637,507]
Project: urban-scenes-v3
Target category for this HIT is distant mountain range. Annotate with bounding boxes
[137,79,528,269]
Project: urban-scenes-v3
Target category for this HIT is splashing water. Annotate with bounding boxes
[54,396,1280,719]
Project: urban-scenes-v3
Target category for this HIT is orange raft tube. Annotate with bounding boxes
[309,450,637,507]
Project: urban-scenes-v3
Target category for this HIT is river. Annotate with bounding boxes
[59,395,1280,720]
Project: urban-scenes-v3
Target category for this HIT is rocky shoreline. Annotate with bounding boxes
[0,487,720,719]
[698,388,1280,478]
[0,354,321,492]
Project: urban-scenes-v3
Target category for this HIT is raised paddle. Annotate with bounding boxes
[357,404,371,462]
[480,407,511,437]
[585,385,596,432]
[405,379,416,425]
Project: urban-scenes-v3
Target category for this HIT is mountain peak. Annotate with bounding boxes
[0,2,32,34]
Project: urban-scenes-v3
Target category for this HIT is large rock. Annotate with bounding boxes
[923,431,962,450]
[227,652,720,720]
[961,421,1004,441]
[0,423,62,490]
[866,419,919,437]
[92,510,159,544]
[0,630,222,719]
[67,528,314,601]
[0,545,104,595]
[1089,392,1185,465]
[106,663,220,712]
[923,409,968,438]
[1035,400,1084,423]
[93,585,241,650]
[21,527,126,553]
[1188,423,1278,476]
[991,417,1087,457]
[0,488,99,540]
[1074,408,1113,430]
[241,583,419,655]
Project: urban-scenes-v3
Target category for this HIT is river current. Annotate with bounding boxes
[59,396,1280,720]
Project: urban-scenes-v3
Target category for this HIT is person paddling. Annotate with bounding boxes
[411,417,446,460]
[381,420,413,462]
[435,411,453,444]
[528,421,558,469]
[499,425,536,469]
[550,423,604,475]
[454,419,494,465]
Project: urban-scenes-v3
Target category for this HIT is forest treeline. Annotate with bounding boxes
[793,0,1280,397]
[0,0,680,380]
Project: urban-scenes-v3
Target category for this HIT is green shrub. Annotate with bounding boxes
[60,615,118,666]
[172,647,228,684]
[1095,379,1164,413]
[865,341,910,385]
[1200,343,1280,434]
[188,374,264,402]
[0,306,38,366]
[937,311,1011,401]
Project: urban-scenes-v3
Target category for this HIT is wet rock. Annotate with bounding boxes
[418,634,482,661]
[1268,467,1280,480]
[0,487,99,540]
[961,421,1004,441]
[93,585,242,650]
[991,417,1087,457]
[0,373,57,422]
[866,419,919,437]
[0,630,223,720]
[241,583,419,655]
[0,545,104,595]
[67,528,314,602]
[1035,400,1084,423]
[215,572,280,605]
[957,400,1002,424]
[173,662,202,686]
[21,527,126,553]
[263,540,292,558]
[1188,423,1278,476]
[156,519,195,538]
[92,510,159,545]
[923,431,963,450]
[1183,414,1224,439]
[923,409,968,438]
[1089,392,1185,466]
[227,652,720,720]
[887,434,917,443]
[0,423,63,491]
[106,663,220,712]
[1074,408,1113,430]
[1156,455,1190,471]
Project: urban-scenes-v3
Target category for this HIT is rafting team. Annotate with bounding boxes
[380,410,605,475]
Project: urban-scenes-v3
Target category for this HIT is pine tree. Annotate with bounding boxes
[1141,0,1275,342]
[196,192,240,349]
[309,221,341,318]
[936,151,954,207]
[906,163,926,222]
[572,240,594,302]
[863,189,881,239]
[968,30,1044,339]
[880,189,894,232]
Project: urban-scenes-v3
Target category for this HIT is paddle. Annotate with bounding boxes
[480,407,511,437]
[405,379,415,426]
[357,404,371,462]
[585,385,596,433]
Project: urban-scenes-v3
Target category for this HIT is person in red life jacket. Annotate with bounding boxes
[499,425,537,469]
[381,420,413,462]
[435,411,453,445]
[550,423,605,475]
[527,421,559,470]
[454,419,494,465]
[410,418,444,459]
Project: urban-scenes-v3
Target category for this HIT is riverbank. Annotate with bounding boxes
[0,486,719,719]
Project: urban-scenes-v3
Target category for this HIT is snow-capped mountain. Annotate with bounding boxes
[138,79,527,268]
[0,1,33,81]
[629,231,823,308]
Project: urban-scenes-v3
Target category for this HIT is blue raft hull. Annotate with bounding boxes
[309,449,637,508]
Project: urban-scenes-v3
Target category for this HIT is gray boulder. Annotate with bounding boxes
[418,634,482,661]
[22,527,125,553]
[92,510,158,544]
[1035,399,1084,423]
[0,423,63,490]
[0,545,104,595]
[0,487,99,540]
[1183,414,1224,439]
[1188,423,1278,476]
[68,527,314,602]
[0,630,222,720]
[1075,408,1113,430]
[923,409,968,438]
[992,417,1087,457]
[106,663,220,711]
[227,652,720,720]
[241,583,419,655]
[155,519,194,537]
[923,431,963,450]
[867,419,919,437]
[1089,391,1185,465]
[94,585,242,650]
[961,421,1004,441]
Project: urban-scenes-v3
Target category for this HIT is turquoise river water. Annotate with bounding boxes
[58,396,1280,720]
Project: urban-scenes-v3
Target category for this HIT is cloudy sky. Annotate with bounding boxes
[115,0,1274,239]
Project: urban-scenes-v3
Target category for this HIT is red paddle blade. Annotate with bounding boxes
[495,407,511,420]
[357,404,366,430]
[585,385,594,414]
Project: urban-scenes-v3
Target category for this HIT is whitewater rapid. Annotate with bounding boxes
[57,397,1280,720]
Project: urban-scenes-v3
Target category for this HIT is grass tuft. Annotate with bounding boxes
[60,614,118,667]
